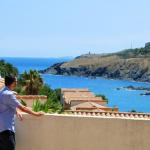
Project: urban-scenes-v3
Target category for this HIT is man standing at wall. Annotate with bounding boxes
[0,76,44,150]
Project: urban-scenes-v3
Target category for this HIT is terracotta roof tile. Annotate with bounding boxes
[62,88,106,104]
[61,88,119,112]
[61,88,89,92]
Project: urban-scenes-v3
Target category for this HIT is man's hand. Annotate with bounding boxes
[35,111,46,116]
[16,109,23,121]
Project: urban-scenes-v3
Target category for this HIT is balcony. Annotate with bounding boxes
[16,113,150,150]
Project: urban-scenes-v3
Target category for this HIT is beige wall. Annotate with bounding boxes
[16,95,47,107]
[16,114,150,150]
[18,99,46,107]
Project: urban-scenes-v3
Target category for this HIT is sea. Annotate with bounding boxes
[1,57,150,113]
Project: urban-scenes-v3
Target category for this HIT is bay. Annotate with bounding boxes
[1,57,150,113]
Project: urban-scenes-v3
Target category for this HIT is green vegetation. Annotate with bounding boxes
[0,60,18,77]
[16,69,62,113]
[20,99,27,106]
[32,100,49,113]
[18,70,43,95]
[130,109,137,113]
[32,99,62,113]
[96,94,109,104]
[115,46,150,58]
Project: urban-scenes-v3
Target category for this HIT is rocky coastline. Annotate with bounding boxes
[39,47,150,83]
[116,85,150,96]
[39,58,150,83]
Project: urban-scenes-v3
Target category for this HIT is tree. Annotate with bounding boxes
[18,70,63,113]
[0,60,18,77]
[19,70,43,95]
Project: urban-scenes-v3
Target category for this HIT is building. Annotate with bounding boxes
[145,42,150,47]
[61,88,118,112]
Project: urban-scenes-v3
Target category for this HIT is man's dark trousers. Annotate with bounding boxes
[0,130,15,150]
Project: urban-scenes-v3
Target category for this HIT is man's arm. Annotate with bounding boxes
[18,105,45,116]
[8,93,45,117]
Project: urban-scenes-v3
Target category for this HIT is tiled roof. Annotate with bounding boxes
[61,88,103,104]
[63,92,95,99]
[66,97,103,101]
[62,88,90,92]
[66,110,150,119]
[71,102,100,110]
[61,88,118,112]
[62,88,95,96]
[71,101,118,112]
[71,102,106,109]
[72,101,103,108]
[68,97,105,105]
[71,102,114,112]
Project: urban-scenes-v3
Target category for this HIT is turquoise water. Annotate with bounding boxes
[1,57,150,113]
[0,57,70,73]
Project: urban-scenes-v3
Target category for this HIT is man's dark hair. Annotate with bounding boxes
[5,76,16,86]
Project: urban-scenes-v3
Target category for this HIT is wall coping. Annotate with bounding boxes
[19,112,150,121]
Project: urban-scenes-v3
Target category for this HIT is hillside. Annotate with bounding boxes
[0,59,18,77]
[39,46,150,82]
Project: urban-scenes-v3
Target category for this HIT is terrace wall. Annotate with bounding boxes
[16,114,150,150]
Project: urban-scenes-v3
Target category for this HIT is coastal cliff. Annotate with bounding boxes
[39,47,150,82]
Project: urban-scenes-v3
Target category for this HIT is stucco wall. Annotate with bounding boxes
[16,95,47,107]
[16,114,150,150]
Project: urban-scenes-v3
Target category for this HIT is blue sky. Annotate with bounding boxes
[0,0,150,57]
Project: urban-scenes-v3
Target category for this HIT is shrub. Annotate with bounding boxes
[96,94,109,104]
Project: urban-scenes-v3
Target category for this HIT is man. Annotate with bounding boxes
[0,76,44,150]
